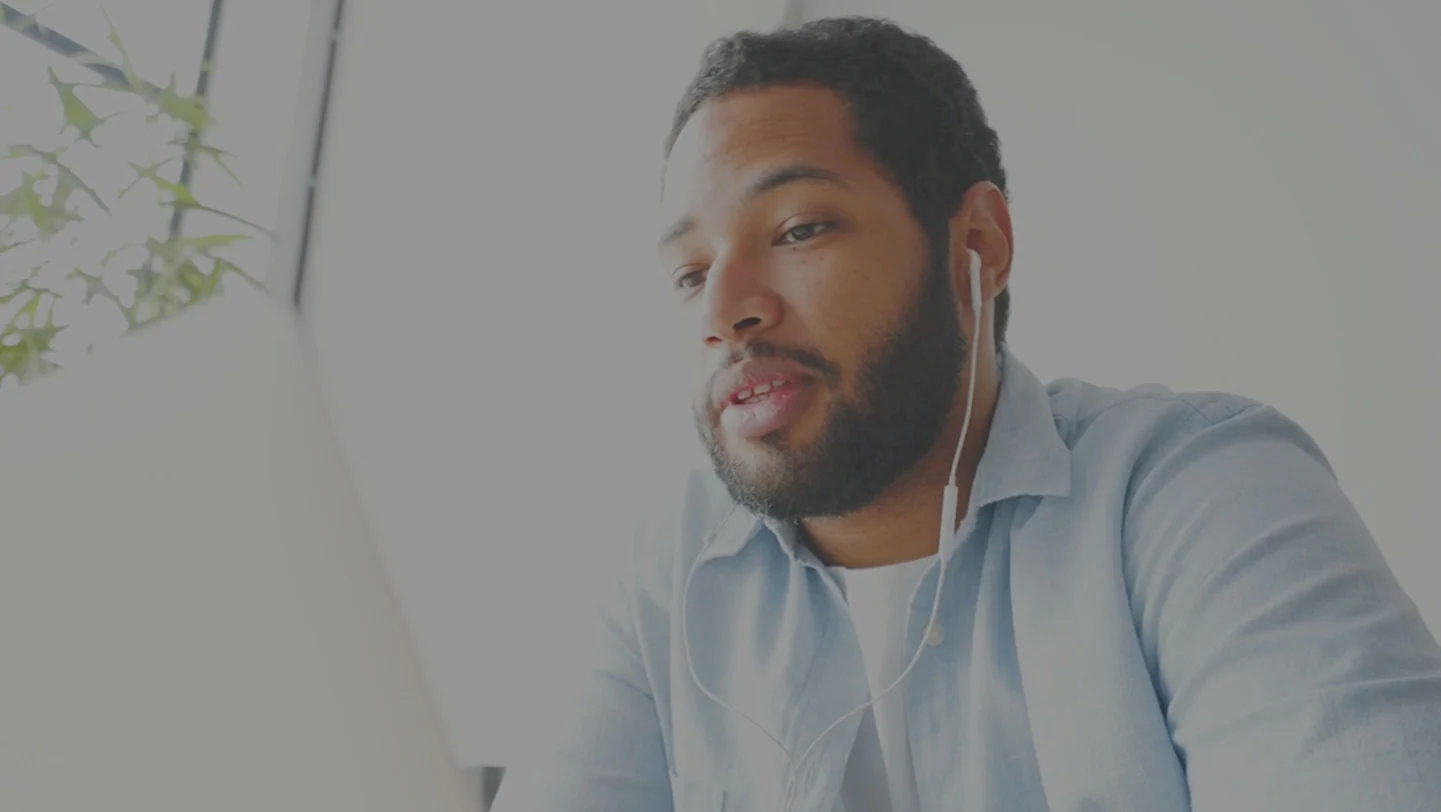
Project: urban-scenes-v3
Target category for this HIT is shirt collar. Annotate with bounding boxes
[700,346,1072,565]
[969,345,1073,508]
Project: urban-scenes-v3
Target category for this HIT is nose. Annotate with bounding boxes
[701,251,781,348]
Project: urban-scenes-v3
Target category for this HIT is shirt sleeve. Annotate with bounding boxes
[490,564,673,812]
[1124,401,1441,811]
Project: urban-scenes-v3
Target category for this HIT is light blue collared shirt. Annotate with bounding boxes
[495,349,1441,811]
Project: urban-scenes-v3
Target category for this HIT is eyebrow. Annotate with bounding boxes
[659,163,848,249]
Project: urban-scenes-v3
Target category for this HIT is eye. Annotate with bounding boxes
[673,268,706,292]
[777,221,835,245]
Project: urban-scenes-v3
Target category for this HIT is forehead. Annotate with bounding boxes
[662,85,873,209]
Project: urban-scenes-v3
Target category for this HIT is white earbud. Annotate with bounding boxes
[942,248,985,539]
[968,248,984,321]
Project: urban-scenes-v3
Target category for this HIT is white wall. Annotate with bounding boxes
[303,0,1441,767]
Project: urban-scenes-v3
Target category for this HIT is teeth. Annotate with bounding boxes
[735,378,793,403]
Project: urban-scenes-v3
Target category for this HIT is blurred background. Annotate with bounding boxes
[3,0,1438,807]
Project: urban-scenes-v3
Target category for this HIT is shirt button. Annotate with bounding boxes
[926,624,945,646]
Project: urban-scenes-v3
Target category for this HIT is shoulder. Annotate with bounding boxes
[1049,375,1263,446]
[1045,375,1330,496]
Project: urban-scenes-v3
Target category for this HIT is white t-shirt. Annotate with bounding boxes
[829,555,936,812]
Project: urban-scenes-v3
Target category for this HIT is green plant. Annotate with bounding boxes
[0,12,266,386]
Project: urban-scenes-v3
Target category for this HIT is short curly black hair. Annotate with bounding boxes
[665,16,1011,344]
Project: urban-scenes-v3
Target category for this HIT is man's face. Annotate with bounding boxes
[659,85,965,521]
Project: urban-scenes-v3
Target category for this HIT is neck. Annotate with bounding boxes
[800,346,1001,569]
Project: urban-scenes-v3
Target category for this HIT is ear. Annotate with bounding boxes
[947,181,1013,310]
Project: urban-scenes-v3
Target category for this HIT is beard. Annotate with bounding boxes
[694,244,966,522]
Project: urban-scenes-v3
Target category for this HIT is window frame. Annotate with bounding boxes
[0,0,341,310]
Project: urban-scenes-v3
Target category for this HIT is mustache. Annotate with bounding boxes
[709,341,843,392]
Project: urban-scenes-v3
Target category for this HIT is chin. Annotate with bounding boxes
[719,435,811,487]
[718,434,784,472]
[723,422,810,457]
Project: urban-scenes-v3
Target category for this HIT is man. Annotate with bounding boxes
[495,17,1441,812]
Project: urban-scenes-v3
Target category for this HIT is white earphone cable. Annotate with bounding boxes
[684,249,987,812]
[680,510,800,786]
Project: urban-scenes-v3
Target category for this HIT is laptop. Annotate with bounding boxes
[0,287,477,811]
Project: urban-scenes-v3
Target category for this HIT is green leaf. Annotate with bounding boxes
[213,256,263,292]
[0,317,64,381]
[0,174,43,218]
[50,176,74,211]
[156,74,210,132]
[67,267,118,306]
[99,243,130,267]
[10,144,109,213]
[116,171,144,200]
[198,144,241,185]
[0,238,33,257]
[167,137,242,186]
[0,340,41,381]
[177,259,214,300]
[174,202,272,237]
[16,289,43,323]
[47,66,113,143]
[125,162,198,207]
[0,173,81,239]
[146,233,252,272]
[103,10,148,93]
[121,167,269,237]
[183,233,250,251]
[142,236,172,266]
[0,283,32,307]
[126,262,158,304]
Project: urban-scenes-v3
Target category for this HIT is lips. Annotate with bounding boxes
[714,359,818,441]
